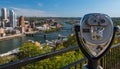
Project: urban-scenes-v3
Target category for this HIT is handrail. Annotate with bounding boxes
[61,42,120,69]
[0,46,79,69]
[61,58,88,69]
[0,35,120,69]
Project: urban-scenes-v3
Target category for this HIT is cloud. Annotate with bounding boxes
[38,3,43,7]
[10,7,59,17]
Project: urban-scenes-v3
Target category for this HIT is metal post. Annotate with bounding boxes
[88,60,98,69]
[43,34,47,39]
[84,60,103,69]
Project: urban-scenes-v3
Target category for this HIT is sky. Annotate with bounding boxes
[0,0,120,17]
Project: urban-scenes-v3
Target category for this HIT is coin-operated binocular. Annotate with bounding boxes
[74,13,118,69]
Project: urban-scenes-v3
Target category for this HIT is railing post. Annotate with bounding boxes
[84,59,103,69]
[100,58,103,67]
[88,60,98,69]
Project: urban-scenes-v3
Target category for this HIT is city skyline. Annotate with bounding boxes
[0,8,17,28]
[0,0,120,17]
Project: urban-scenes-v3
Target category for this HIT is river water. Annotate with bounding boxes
[0,22,73,54]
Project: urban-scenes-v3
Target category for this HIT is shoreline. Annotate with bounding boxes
[0,48,19,57]
[0,34,25,41]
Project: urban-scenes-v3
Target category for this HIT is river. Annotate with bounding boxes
[0,22,73,54]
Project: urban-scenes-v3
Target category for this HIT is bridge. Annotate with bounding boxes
[24,31,38,36]
[0,35,120,69]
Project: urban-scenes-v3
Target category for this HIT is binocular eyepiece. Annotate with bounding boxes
[75,13,115,58]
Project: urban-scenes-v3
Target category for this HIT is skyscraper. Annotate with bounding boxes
[19,16,25,27]
[1,8,8,28]
[19,16,25,33]
[9,10,17,28]
[1,8,7,20]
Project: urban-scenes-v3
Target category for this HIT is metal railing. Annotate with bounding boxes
[61,43,120,69]
[0,36,120,69]
[0,46,80,69]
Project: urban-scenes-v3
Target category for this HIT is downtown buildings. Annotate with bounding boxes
[0,8,18,37]
[1,8,17,28]
[0,7,34,37]
[0,7,62,37]
[1,8,8,28]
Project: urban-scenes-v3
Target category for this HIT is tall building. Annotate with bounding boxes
[19,16,25,33]
[19,16,25,27]
[1,8,8,28]
[9,10,17,28]
[1,8,7,20]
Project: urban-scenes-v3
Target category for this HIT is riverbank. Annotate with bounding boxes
[0,34,25,41]
[41,28,61,33]
[0,22,73,55]
[0,48,19,57]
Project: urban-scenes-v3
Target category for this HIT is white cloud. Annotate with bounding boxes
[10,7,59,17]
[38,3,43,7]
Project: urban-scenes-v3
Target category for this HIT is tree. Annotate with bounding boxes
[16,34,84,69]
[17,42,44,59]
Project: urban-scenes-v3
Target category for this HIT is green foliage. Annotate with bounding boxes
[55,44,65,50]
[41,28,60,33]
[0,55,17,64]
[1,34,120,69]
[16,34,120,69]
[24,17,50,21]
[17,42,44,59]
[1,18,120,69]
[42,44,52,52]
[63,34,77,47]
[112,18,120,26]
[0,34,82,68]
[15,35,84,69]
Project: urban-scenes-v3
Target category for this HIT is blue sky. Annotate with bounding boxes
[0,0,120,17]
